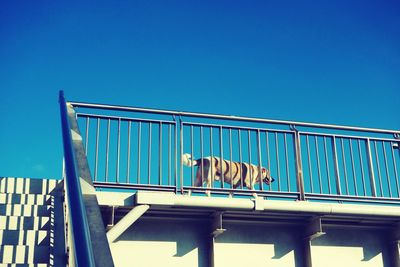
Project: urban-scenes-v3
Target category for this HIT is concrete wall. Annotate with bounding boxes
[109,217,395,267]
[214,222,303,267]
[109,218,210,267]
[311,227,390,267]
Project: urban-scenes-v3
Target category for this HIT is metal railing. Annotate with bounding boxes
[70,100,400,204]
[59,92,114,267]
[59,92,96,266]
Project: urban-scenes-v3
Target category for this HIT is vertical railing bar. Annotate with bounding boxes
[238,130,243,189]
[315,136,323,193]
[284,133,290,192]
[357,139,366,196]
[275,132,280,191]
[159,122,162,186]
[374,140,383,197]
[266,131,271,190]
[137,122,142,184]
[366,138,377,197]
[200,126,205,189]
[306,135,313,193]
[174,120,178,192]
[257,129,263,191]
[340,138,349,195]
[94,118,100,181]
[210,127,214,189]
[191,126,194,185]
[105,119,110,182]
[382,141,392,197]
[248,130,253,190]
[126,121,131,183]
[85,117,90,155]
[220,127,224,189]
[323,136,332,194]
[229,128,234,190]
[148,123,152,185]
[116,118,121,183]
[180,121,184,193]
[391,142,400,197]
[331,136,342,195]
[168,124,171,186]
[349,139,358,196]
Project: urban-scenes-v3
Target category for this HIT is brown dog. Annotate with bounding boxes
[182,153,274,191]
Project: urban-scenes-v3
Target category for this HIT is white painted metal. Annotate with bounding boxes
[135,191,400,218]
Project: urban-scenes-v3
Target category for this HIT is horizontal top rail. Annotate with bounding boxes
[181,121,295,134]
[298,130,400,142]
[77,112,176,124]
[70,101,400,135]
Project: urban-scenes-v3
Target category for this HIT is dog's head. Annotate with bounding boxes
[261,168,275,185]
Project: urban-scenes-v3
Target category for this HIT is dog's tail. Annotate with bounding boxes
[182,153,198,167]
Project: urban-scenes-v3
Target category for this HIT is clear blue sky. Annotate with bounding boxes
[1,0,399,179]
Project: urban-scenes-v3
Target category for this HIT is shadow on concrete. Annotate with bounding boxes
[215,222,303,265]
[311,227,390,266]
[116,217,210,267]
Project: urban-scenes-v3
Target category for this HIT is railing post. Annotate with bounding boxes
[180,117,184,194]
[173,115,182,194]
[292,126,306,201]
[331,136,342,195]
[366,138,377,197]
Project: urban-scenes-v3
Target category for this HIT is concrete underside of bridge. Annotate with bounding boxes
[97,191,400,267]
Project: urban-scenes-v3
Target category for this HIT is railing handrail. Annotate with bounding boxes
[59,91,96,266]
[69,101,400,135]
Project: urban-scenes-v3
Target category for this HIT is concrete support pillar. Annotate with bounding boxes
[210,236,216,267]
[387,241,400,267]
[210,212,226,267]
[301,217,326,267]
[301,239,312,267]
[387,223,400,267]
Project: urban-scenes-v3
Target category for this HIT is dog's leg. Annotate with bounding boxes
[205,164,212,197]
[251,184,258,198]
[188,167,202,196]
[194,166,203,187]
[247,182,258,198]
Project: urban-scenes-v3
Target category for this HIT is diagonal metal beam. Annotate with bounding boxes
[107,204,150,243]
